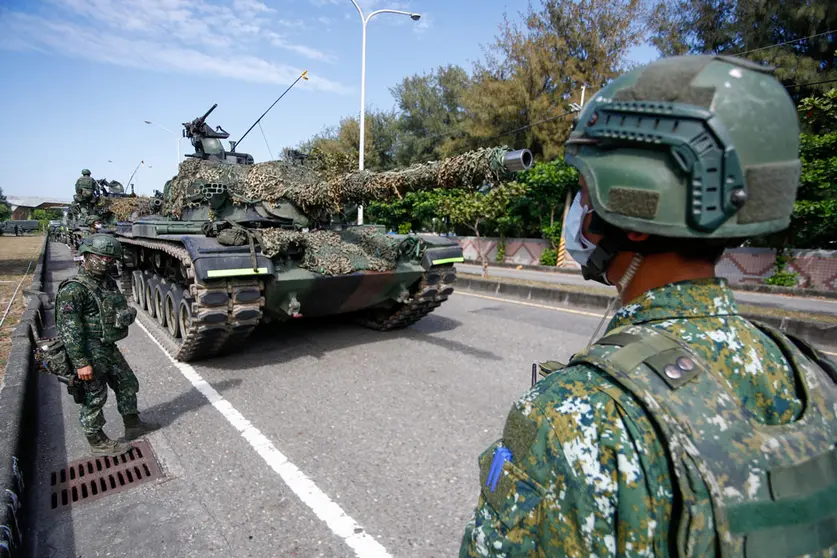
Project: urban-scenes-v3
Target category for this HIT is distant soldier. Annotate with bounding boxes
[55,234,160,456]
[460,54,837,556]
[74,169,99,213]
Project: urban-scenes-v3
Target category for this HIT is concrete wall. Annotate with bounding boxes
[457,236,837,292]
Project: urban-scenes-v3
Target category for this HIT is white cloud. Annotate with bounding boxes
[266,31,337,63]
[0,0,350,93]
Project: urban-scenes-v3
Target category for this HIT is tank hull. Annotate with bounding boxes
[114,219,462,362]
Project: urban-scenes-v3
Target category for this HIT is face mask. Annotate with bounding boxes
[563,191,596,266]
[84,254,114,277]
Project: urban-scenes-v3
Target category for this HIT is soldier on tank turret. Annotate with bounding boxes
[75,169,100,214]
[55,234,160,456]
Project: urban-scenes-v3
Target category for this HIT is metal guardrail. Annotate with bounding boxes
[0,233,49,556]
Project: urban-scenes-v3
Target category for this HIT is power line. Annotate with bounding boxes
[733,29,836,57]
[785,77,837,89]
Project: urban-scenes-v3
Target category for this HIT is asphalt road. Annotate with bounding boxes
[29,243,607,558]
[456,263,837,316]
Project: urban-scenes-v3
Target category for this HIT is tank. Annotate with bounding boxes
[61,178,160,255]
[113,104,534,361]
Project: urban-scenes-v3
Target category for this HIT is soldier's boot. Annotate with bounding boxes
[86,430,132,457]
[122,413,160,440]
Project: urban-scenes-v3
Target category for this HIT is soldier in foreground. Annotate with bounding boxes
[55,234,159,456]
[460,55,837,556]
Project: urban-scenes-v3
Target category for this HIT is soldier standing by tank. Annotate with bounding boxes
[55,234,160,456]
[459,54,837,557]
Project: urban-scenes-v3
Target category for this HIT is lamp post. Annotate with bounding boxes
[349,0,421,225]
[144,120,182,167]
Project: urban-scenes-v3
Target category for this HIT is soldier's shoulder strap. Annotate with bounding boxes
[750,320,837,385]
[568,323,708,392]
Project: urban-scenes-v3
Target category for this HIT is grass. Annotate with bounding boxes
[0,234,44,380]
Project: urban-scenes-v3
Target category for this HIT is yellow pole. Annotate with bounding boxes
[555,188,572,267]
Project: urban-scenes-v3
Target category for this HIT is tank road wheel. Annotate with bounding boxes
[355,265,457,331]
[165,286,184,338]
[132,271,146,308]
[154,279,170,328]
[115,238,266,362]
[144,275,158,318]
[178,297,194,339]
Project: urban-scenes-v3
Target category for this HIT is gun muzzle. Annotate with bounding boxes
[503,149,534,172]
[150,199,163,209]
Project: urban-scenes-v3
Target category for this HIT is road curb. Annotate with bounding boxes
[0,234,49,556]
[462,259,837,299]
[454,275,837,349]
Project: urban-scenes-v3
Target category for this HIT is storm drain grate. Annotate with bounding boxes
[49,440,163,510]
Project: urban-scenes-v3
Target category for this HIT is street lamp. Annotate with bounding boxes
[144,120,183,167]
[349,0,421,225]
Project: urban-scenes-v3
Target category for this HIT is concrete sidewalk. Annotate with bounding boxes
[456,263,837,318]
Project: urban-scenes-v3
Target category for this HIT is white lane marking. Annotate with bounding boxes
[135,320,392,558]
[457,291,837,357]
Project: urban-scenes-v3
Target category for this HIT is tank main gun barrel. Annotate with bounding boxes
[503,149,534,172]
[331,146,535,204]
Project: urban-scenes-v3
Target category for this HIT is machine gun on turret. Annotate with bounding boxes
[97,178,132,197]
[182,103,254,166]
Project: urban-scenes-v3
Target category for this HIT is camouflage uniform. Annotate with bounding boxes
[460,277,819,556]
[55,270,140,436]
[55,234,159,455]
[460,55,837,556]
[74,169,98,214]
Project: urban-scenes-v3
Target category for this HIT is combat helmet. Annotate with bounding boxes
[81,169,91,176]
[563,54,801,281]
[78,234,122,259]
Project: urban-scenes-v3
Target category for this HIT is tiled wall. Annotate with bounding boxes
[456,236,837,291]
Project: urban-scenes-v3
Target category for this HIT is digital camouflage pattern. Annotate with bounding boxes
[55,267,139,436]
[163,146,522,219]
[459,278,837,557]
[76,343,139,436]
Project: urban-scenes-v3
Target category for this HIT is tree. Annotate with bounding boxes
[460,0,647,160]
[439,181,530,277]
[296,108,400,171]
[646,0,837,99]
[389,65,472,165]
[0,186,10,221]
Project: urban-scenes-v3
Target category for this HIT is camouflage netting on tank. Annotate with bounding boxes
[259,227,401,276]
[98,196,158,221]
[164,146,515,218]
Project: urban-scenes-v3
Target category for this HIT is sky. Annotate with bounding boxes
[0,0,660,199]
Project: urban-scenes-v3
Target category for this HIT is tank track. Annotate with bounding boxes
[354,264,457,331]
[118,237,265,362]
